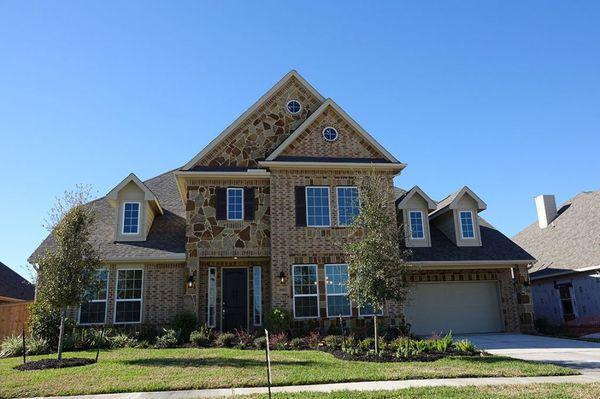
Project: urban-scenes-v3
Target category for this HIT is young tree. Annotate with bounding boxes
[343,174,412,354]
[35,185,101,361]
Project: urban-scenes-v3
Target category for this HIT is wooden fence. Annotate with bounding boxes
[0,301,31,340]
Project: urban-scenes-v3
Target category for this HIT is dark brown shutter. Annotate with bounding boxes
[216,187,227,220]
[243,187,255,221]
[295,186,306,227]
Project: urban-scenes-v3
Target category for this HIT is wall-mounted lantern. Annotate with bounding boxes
[279,271,287,284]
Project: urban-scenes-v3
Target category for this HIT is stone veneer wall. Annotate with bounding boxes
[269,168,397,319]
[103,263,186,327]
[515,264,536,333]
[193,76,322,168]
[280,107,384,159]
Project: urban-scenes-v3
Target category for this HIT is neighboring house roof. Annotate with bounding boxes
[0,262,35,301]
[30,170,186,263]
[513,190,600,279]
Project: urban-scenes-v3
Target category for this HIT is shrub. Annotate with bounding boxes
[235,330,255,349]
[254,336,267,350]
[323,335,344,350]
[171,311,198,342]
[0,335,23,358]
[26,336,49,355]
[359,337,375,352]
[454,339,476,353]
[432,332,453,353]
[290,337,306,350]
[29,300,73,349]
[265,308,291,333]
[110,333,137,349]
[136,326,160,343]
[269,332,288,350]
[305,330,320,349]
[215,333,237,348]
[190,330,211,347]
[412,339,432,354]
[155,329,179,348]
[135,340,151,349]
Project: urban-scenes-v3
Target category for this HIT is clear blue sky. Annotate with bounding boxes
[1,1,599,279]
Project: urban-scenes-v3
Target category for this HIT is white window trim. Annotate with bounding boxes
[253,266,262,326]
[292,264,320,319]
[286,99,302,115]
[78,269,109,325]
[226,187,244,221]
[122,202,141,235]
[207,267,217,328]
[358,305,384,317]
[458,210,476,239]
[336,186,360,227]
[325,264,352,318]
[408,210,426,240]
[322,126,339,142]
[113,268,144,325]
[305,186,331,228]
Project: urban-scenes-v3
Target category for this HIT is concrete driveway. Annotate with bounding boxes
[458,333,600,374]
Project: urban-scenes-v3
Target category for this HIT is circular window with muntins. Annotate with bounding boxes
[286,100,301,114]
[322,127,338,141]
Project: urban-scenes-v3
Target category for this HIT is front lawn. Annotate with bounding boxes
[240,384,600,399]
[0,348,576,399]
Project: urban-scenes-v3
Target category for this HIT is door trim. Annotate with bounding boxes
[220,267,249,331]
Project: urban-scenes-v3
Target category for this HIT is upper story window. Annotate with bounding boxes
[337,187,360,226]
[409,210,425,239]
[322,127,338,142]
[286,100,302,114]
[122,202,140,234]
[459,211,475,239]
[227,188,244,221]
[306,187,330,227]
[79,269,109,325]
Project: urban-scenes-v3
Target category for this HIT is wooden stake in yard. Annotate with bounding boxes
[22,323,26,364]
[95,326,105,363]
[264,329,272,399]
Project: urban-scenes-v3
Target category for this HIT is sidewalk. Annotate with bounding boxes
[27,374,600,399]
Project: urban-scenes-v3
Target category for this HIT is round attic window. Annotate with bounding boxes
[286,100,302,114]
[322,127,338,142]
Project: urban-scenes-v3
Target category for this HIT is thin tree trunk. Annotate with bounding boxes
[373,315,379,355]
[57,308,66,362]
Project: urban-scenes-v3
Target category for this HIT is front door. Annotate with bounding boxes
[222,268,248,331]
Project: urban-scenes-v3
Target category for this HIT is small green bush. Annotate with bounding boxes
[411,339,431,354]
[323,335,344,350]
[110,333,137,349]
[0,335,23,358]
[171,311,198,342]
[265,308,291,333]
[432,332,453,353]
[253,336,267,350]
[359,337,375,352]
[215,333,237,348]
[289,337,306,350]
[29,300,74,349]
[155,329,179,348]
[454,339,476,353]
[26,336,49,355]
[190,330,211,347]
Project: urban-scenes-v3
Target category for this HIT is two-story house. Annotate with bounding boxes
[31,71,535,335]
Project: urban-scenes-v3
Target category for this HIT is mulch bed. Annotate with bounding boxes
[14,358,96,371]
[329,349,482,363]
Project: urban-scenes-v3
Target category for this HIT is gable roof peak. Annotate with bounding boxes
[106,173,163,214]
[397,185,436,210]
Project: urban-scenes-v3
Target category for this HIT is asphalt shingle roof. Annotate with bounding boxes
[30,169,186,262]
[513,191,600,278]
[0,262,35,301]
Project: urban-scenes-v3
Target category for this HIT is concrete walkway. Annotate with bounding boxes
[27,374,600,399]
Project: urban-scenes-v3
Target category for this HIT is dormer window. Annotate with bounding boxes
[122,202,140,234]
[459,211,475,239]
[226,188,244,221]
[409,211,425,239]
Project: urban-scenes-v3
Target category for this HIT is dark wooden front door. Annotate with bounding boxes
[222,268,248,331]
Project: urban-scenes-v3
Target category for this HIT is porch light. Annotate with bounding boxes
[187,275,195,289]
[279,271,287,284]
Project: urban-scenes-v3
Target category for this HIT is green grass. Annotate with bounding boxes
[239,384,600,399]
[0,348,576,399]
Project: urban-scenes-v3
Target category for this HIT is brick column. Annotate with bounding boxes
[514,265,535,333]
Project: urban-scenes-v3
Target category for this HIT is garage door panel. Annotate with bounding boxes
[404,281,504,335]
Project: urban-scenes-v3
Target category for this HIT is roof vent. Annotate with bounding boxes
[535,194,557,229]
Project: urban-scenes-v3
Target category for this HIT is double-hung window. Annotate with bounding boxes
[459,211,475,239]
[325,264,351,317]
[122,202,140,234]
[79,269,109,324]
[114,269,143,324]
[207,267,217,327]
[253,266,262,326]
[292,265,319,318]
[227,188,244,220]
[306,187,330,227]
[409,210,425,239]
[337,187,360,226]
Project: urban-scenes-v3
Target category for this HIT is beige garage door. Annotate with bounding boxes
[404,281,504,336]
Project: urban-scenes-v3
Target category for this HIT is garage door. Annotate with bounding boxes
[404,281,504,336]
